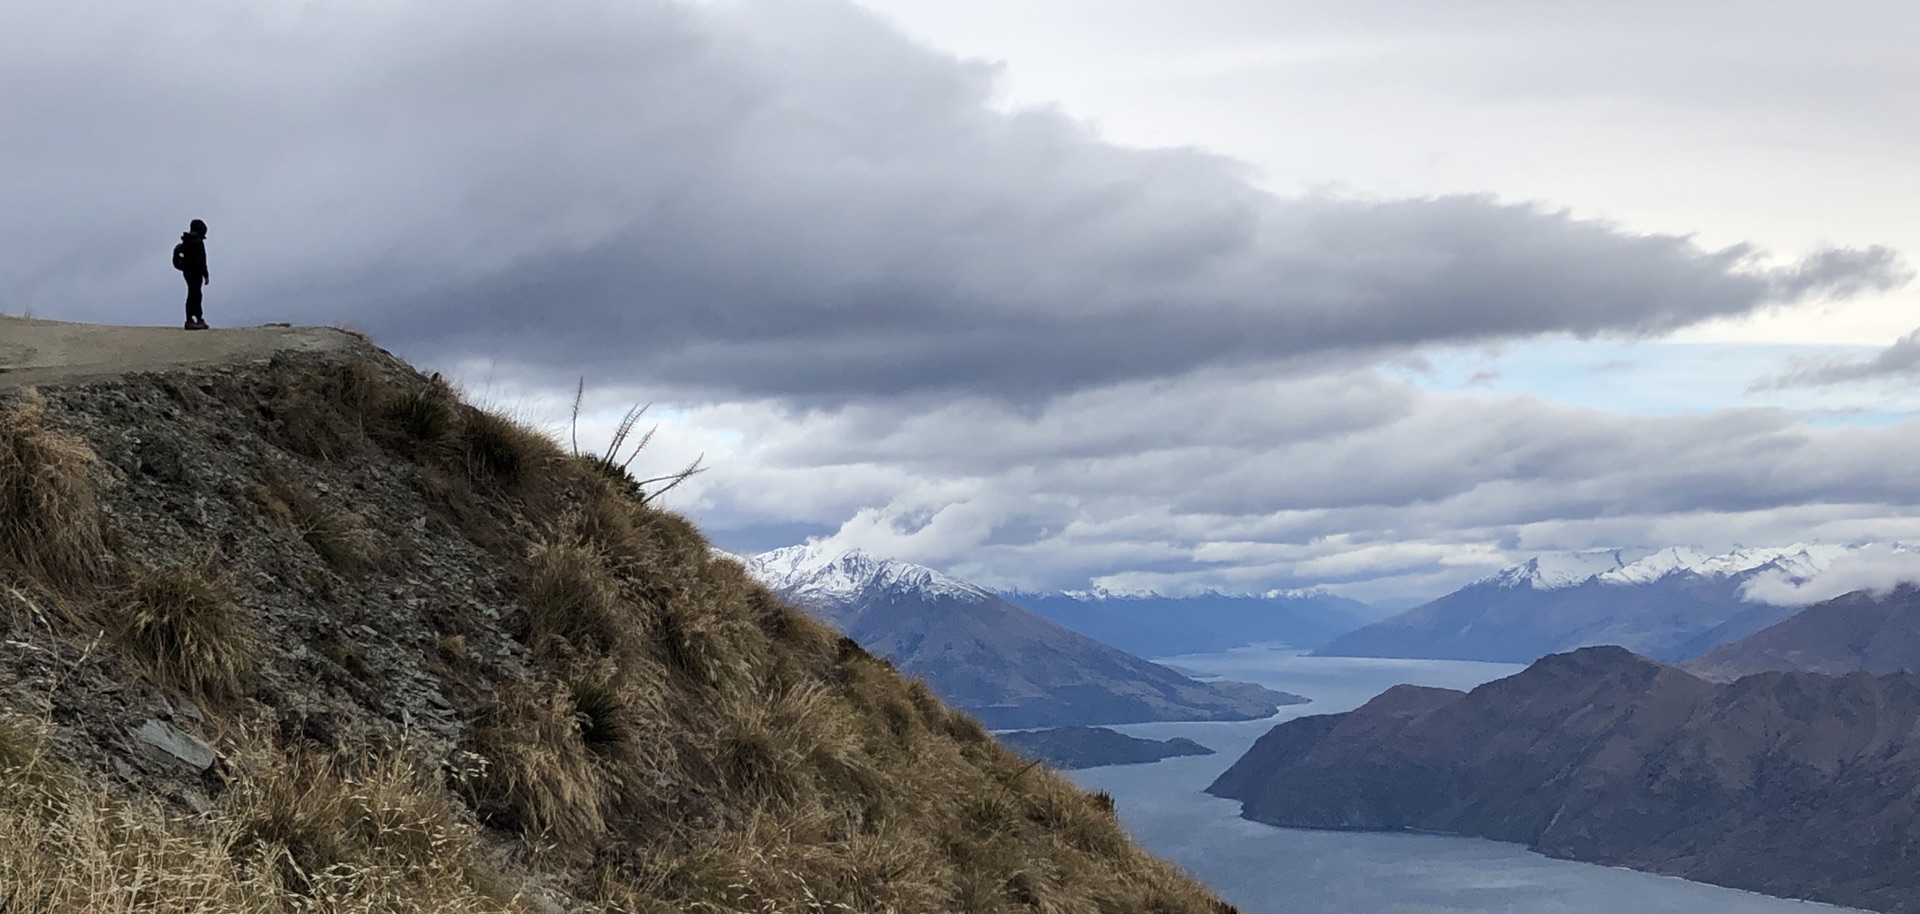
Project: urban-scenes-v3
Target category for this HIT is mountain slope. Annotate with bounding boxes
[1008,589,1372,656]
[746,545,1306,728]
[1317,545,1857,663]
[1208,646,1920,913]
[1689,585,1920,680]
[0,331,1237,913]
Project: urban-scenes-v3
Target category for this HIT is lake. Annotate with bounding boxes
[1066,646,1862,914]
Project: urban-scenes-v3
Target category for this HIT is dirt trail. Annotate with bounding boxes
[0,316,358,389]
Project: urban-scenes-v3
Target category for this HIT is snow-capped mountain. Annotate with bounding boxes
[744,543,995,606]
[1319,543,1903,665]
[743,544,1305,728]
[1482,544,1856,591]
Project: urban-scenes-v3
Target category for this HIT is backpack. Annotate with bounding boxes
[171,241,189,273]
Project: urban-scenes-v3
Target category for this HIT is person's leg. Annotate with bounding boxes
[184,275,203,326]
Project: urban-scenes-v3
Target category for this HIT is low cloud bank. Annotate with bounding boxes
[1741,544,1920,606]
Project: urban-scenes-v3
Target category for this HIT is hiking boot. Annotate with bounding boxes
[185,319,207,331]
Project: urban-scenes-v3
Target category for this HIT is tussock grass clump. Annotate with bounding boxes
[459,407,554,486]
[461,684,609,851]
[521,541,629,657]
[274,358,387,460]
[116,563,256,699]
[383,386,457,447]
[712,682,846,808]
[0,391,105,588]
[569,676,633,757]
[248,474,377,571]
[228,738,487,897]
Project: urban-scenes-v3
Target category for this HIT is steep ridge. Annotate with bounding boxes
[0,333,1237,913]
[1007,589,1372,655]
[1207,646,1920,913]
[1689,585,1920,680]
[1316,545,1864,663]
[746,545,1306,729]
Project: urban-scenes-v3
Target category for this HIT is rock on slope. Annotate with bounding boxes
[1689,585,1920,680]
[746,544,1306,729]
[0,331,1237,913]
[1317,545,1858,663]
[1007,589,1372,655]
[1207,645,1920,913]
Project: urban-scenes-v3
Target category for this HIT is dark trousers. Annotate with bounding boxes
[183,274,203,321]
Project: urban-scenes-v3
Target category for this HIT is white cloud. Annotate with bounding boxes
[1739,544,1920,606]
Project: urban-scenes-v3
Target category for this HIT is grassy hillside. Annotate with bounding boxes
[0,340,1236,913]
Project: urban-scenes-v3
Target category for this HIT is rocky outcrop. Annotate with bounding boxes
[999,726,1215,770]
[1207,646,1920,913]
[1689,585,1920,680]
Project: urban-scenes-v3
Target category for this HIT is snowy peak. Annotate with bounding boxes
[1487,548,1657,589]
[1051,585,1340,602]
[744,543,995,605]
[1482,543,1887,592]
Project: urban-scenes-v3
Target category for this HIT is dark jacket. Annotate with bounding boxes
[177,233,207,280]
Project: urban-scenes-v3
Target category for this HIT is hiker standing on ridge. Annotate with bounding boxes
[172,219,210,330]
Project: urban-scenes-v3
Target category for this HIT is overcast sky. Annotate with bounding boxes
[5,0,1917,603]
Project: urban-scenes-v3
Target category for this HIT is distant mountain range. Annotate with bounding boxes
[741,545,1306,729]
[1005,589,1373,656]
[1317,544,1883,664]
[1208,643,1920,913]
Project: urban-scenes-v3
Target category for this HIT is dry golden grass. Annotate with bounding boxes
[0,359,1237,914]
[460,683,610,852]
[521,540,630,658]
[0,390,105,588]
[114,562,257,700]
[0,723,525,914]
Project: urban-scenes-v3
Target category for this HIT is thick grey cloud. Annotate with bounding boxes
[1,0,1902,403]
[1759,326,1920,387]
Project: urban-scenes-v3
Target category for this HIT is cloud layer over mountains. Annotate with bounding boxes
[5,0,1915,599]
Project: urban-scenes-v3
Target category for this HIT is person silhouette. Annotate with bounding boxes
[172,219,210,330]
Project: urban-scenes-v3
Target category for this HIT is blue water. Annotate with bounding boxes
[1066,646,1862,913]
